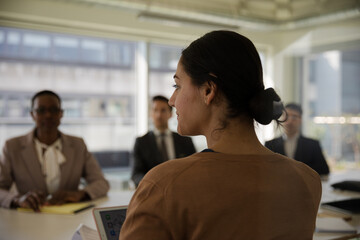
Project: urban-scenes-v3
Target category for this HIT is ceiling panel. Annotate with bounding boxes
[103,0,360,22]
[52,0,360,30]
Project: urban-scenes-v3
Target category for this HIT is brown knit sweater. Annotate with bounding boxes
[120,151,321,240]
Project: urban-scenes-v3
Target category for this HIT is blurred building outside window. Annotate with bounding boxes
[0,27,277,190]
[0,26,209,160]
[0,26,137,154]
[302,50,360,171]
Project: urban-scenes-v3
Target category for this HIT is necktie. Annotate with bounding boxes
[160,133,169,161]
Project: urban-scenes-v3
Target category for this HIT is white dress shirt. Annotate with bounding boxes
[34,138,66,194]
[153,128,175,160]
[282,132,300,159]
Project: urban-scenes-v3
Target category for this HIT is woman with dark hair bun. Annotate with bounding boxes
[120,31,321,240]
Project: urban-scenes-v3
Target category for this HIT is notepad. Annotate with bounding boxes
[17,202,95,214]
[72,224,100,240]
[315,217,357,234]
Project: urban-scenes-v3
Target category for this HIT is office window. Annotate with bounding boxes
[5,31,21,57]
[63,98,83,118]
[148,44,181,131]
[0,27,135,69]
[148,43,181,98]
[0,27,137,154]
[53,36,79,62]
[0,98,3,117]
[81,39,106,64]
[107,42,133,67]
[302,49,360,169]
[22,32,51,59]
[0,30,5,54]
[149,44,180,71]
[8,98,24,118]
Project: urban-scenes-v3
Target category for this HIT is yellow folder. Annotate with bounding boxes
[17,202,95,214]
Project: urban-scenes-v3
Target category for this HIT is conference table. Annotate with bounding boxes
[0,190,134,240]
[1,170,359,240]
[314,169,360,240]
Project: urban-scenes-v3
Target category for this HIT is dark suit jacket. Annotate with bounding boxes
[265,135,330,175]
[131,131,196,187]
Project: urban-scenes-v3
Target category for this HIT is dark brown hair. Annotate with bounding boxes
[181,30,283,125]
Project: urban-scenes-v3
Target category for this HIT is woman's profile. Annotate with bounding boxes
[120,30,321,240]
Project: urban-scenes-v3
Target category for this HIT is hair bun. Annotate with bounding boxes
[249,88,284,125]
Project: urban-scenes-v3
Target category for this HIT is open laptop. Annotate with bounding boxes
[93,206,127,240]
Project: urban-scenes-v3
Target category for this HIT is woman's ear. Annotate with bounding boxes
[30,111,35,121]
[203,81,217,105]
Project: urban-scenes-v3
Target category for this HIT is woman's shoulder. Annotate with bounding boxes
[142,152,206,186]
[266,152,321,182]
[143,151,320,189]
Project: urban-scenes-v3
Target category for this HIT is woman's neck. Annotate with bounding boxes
[205,119,271,155]
[35,129,59,145]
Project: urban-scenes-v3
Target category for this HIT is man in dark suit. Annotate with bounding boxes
[131,95,196,187]
[265,103,330,176]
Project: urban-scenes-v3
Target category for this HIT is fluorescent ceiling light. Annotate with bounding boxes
[137,12,240,30]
